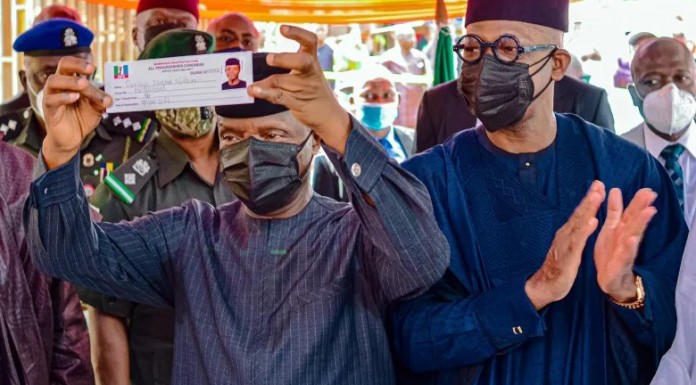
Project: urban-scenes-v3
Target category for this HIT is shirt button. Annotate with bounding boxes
[512,326,524,335]
[351,163,362,177]
[524,162,531,168]
[43,187,49,195]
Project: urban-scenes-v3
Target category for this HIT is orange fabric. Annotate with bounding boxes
[84,0,468,23]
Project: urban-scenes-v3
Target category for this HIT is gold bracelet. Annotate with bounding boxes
[610,275,645,310]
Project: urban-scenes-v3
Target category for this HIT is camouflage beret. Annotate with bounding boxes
[138,29,213,60]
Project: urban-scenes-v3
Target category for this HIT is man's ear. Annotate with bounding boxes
[551,48,571,81]
[18,70,27,92]
[311,131,322,155]
[132,27,140,51]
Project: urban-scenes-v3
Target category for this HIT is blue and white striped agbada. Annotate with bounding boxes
[24,119,449,385]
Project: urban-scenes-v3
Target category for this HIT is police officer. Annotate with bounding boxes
[0,5,83,116]
[0,18,156,199]
[79,30,236,385]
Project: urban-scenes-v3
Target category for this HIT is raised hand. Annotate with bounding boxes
[594,188,657,303]
[525,181,606,310]
[249,25,351,154]
[42,56,112,170]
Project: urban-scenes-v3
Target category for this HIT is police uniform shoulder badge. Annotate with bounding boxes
[0,109,30,142]
[104,148,159,205]
[101,111,158,144]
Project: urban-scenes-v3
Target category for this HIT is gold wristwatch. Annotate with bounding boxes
[611,275,645,310]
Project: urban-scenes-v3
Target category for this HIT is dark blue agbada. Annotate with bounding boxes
[391,113,687,385]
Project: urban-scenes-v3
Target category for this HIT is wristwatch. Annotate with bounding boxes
[611,274,645,310]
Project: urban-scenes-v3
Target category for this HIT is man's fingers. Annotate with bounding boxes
[561,181,605,257]
[45,74,111,111]
[43,92,80,110]
[267,52,315,73]
[80,84,112,109]
[44,75,89,96]
[613,235,641,268]
[248,85,301,110]
[622,188,657,226]
[566,216,599,255]
[279,25,319,54]
[55,56,95,77]
[604,188,623,229]
[252,74,308,95]
[570,181,605,225]
[623,206,657,239]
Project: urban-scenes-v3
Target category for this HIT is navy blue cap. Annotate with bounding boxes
[465,0,569,32]
[13,18,94,56]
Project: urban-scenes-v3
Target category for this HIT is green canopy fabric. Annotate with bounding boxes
[433,26,456,86]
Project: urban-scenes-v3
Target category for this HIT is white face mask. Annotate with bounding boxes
[643,83,696,136]
[27,81,45,121]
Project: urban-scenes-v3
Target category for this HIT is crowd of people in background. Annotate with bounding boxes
[1,0,696,384]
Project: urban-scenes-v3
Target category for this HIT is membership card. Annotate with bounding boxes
[105,51,254,113]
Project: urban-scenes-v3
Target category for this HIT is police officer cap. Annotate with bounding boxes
[215,52,290,119]
[138,29,214,60]
[14,18,93,57]
[465,0,569,32]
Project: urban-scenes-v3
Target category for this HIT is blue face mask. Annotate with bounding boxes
[356,102,399,131]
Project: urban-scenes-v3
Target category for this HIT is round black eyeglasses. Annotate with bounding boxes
[453,34,557,64]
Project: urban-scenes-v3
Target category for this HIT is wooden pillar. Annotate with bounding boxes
[86,2,98,79]
[124,9,134,60]
[97,3,105,83]
[1,0,14,100]
[77,0,86,20]
[105,5,114,63]
[114,8,126,60]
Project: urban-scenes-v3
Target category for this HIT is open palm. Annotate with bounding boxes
[594,188,657,302]
[249,25,351,154]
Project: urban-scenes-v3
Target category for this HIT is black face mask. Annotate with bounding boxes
[458,52,555,132]
[144,23,184,48]
[219,134,313,215]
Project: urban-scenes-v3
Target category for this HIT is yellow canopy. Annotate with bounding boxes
[85,0,468,23]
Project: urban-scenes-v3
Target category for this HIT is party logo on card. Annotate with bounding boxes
[114,65,129,79]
